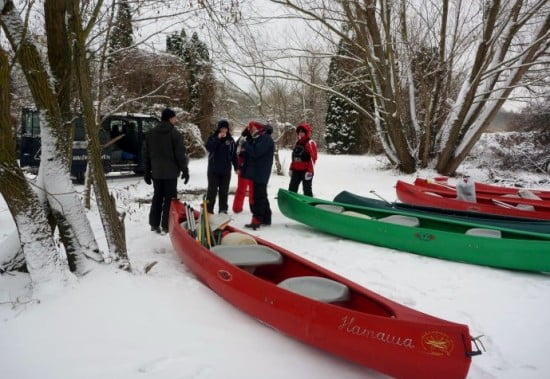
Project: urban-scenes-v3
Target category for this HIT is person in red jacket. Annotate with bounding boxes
[288,122,317,197]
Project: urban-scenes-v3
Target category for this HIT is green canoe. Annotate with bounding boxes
[277,189,550,272]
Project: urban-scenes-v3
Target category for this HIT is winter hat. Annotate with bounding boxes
[161,108,176,121]
[217,119,230,130]
[247,121,265,131]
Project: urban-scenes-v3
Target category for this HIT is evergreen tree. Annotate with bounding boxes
[109,0,133,60]
[166,29,186,58]
[166,29,215,139]
[324,39,361,154]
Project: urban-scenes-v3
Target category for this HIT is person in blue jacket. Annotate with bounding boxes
[241,121,274,229]
[205,119,238,214]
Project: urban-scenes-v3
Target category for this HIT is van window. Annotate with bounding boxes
[74,118,86,141]
[142,118,157,133]
[23,111,40,137]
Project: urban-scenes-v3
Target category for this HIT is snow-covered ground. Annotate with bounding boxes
[1,151,550,379]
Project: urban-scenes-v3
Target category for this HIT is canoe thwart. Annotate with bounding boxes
[465,228,502,238]
[378,215,420,227]
[278,276,350,303]
[210,245,283,271]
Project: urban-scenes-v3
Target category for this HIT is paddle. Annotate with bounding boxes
[202,198,213,248]
[369,190,395,207]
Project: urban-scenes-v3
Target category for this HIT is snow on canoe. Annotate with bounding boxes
[333,190,550,234]
[397,180,550,220]
[169,199,480,379]
[277,189,550,272]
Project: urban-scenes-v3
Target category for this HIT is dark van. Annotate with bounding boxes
[19,108,159,183]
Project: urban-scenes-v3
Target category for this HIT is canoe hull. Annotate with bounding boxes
[397,180,550,220]
[428,177,550,201]
[278,189,550,272]
[169,199,474,379]
[334,190,550,234]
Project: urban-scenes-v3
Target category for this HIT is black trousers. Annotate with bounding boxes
[288,170,313,197]
[206,171,231,213]
[149,178,178,230]
[251,182,272,224]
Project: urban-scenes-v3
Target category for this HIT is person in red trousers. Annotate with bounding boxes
[232,127,254,213]
[288,122,317,196]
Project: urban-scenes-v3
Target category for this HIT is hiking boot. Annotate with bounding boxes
[245,217,261,230]
[150,226,161,233]
[244,222,261,230]
[161,227,169,235]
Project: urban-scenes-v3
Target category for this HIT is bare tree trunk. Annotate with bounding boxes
[0,45,72,286]
[1,0,103,275]
[67,0,130,271]
[436,1,550,175]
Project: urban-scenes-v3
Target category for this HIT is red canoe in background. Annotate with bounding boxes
[397,180,550,220]
[413,178,550,212]
[169,199,480,379]
[425,177,550,201]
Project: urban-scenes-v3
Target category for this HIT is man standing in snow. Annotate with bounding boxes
[143,108,190,234]
[241,121,274,229]
[288,122,317,197]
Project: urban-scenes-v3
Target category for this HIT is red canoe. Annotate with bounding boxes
[425,177,550,200]
[397,180,550,220]
[169,199,479,379]
[413,178,550,212]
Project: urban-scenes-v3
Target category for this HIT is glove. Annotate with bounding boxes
[144,173,152,185]
[305,172,313,181]
[181,171,190,184]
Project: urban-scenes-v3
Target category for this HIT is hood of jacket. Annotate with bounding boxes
[296,122,312,139]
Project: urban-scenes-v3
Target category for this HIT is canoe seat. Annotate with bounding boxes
[518,189,542,200]
[515,204,535,211]
[379,215,420,227]
[315,204,345,213]
[465,228,502,238]
[341,210,372,219]
[278,276,350,303]
[210,245,283,273]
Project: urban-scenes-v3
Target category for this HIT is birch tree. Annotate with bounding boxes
[1,0,104,276]
[67,0,129,269]
[0,46,72,287]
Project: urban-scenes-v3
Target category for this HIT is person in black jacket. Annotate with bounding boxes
[143,108,189,234]
[241,121,274,229]
[205,119,238,214]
